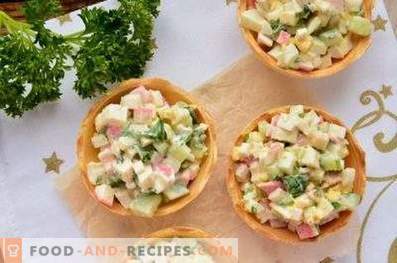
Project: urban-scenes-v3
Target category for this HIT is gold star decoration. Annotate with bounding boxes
[379,84,393,99]
[57,14,72,25]
[319,257,335,263]
[226,0,237,5]
[372,15,387,31]
[43,152,64,174]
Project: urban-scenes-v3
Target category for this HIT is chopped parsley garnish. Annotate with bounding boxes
[283,175,309,198]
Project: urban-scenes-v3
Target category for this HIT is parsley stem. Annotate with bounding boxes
[0,11,35,36]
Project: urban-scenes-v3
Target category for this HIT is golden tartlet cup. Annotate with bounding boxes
[147,226,212,238]
[226,105,366,243]
[237,0,374,79]
[77,78,217,217]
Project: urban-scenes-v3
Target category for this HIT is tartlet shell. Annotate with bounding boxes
[77,78,217,217]
[146,226,213,238]
[226,105,366,243]
[237,0,374,79]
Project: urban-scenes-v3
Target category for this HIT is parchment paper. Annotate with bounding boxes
[55,54,361,263]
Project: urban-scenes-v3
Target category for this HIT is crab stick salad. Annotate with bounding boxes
[232,105,361,240]
[87,86,208,217]
[241,0,373,71]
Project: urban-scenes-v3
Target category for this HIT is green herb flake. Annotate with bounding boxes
[283,175,309,198]
[331,201,342,210]
[297,5,312,22]
[270,19,286,38]
[145,119,167,141]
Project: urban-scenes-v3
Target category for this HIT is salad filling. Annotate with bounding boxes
[232,105,361,240]
[88,86,208,217]
[241,0,373,71]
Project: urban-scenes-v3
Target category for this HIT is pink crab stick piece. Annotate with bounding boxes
[258,181,283,195]
[329,0,344,11]
[296,223,319,240]
[154,163,175,177]
[276,31,290,45]
[132,85,152,103]
[133,107,155,123]
[106,122,123,139]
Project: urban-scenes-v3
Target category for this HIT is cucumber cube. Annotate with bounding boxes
[348,16,373,36]
[339,193,361,210]
[310,38,327,56]
[271,126,299,143]
[319,29,343,46]
[276,113,300,131]
[247,131,265,143]
[341,168,356,192]
[308,130,330,151]
[163,184,190,201]
[299,146,320,168]
[241,9,267,32]
[320,153,344,171]
[269,46,283,61]
[290,105,304,115]
[269,188,294,205]
[277,151,297,175]
[168,144,193,162]
[319,54,333,69]
[280,44,299,67]
[329,36,353,59]
[129,194,162,217]
[258,120,270,136]
[307,16,322,34]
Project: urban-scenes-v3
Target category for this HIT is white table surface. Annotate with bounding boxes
[1,0,396,262]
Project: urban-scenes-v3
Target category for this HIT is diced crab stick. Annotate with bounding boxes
[259,198,270,208]
[95,185,115,207]
[151,153,164,166]
[296,223,319,240]
[298,62,314,72]
[296,134,308,146]
[235,163,250,182]
[269,219,287,228]
[106,122,123,139]
[268,142,284,160]
[271,115,280,126]
[276,31,291,45]
[329,0,344,11]
[258,181,283,195]
[133,107,155,123]
[154,163,175,177]
[98,146,115,163]
[179,169,195,185]
[132,85,152,103]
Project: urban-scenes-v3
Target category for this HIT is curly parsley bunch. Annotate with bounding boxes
[0,0,160,117]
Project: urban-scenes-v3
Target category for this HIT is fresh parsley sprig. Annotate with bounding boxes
[0,0,160,117]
